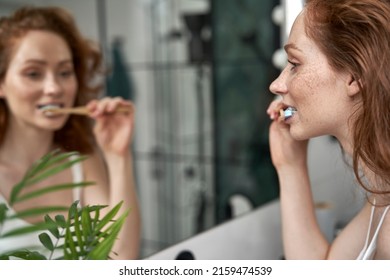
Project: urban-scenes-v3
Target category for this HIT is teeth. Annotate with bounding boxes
[39,104,62,116]
[39,104,61,111]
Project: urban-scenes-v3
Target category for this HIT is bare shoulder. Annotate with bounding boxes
[328,201,371,259]
[82,149,107,179]
[81,149,109,205]
[375,205,390,259]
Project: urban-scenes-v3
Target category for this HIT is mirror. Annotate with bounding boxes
[0,0,292,258]
[128,0,281,258]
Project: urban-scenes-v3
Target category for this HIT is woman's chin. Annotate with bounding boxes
[289,126,319,141]
[39,118,68,131]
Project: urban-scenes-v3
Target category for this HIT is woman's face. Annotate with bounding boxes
[269,12,356,141]
[0,30,77,132]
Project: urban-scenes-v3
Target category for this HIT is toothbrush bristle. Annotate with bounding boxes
[281,107,297,120]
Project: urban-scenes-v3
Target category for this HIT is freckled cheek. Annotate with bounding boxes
[289,65,326,98]
[288,73,323,123]
[288,75,314,102]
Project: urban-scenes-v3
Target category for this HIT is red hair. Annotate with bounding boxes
[0,6,104,153]
[304,0,390,199]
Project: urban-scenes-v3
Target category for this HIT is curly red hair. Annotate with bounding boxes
[0,6,104,153]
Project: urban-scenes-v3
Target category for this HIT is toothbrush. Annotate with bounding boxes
[279,107,297,121]
[42,106,131,116]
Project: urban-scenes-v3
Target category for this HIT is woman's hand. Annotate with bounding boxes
[266,98,308,170]
[84,97,140,259]
[87,97,135,156]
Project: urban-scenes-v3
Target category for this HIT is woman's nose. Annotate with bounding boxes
[43,74,62,96]
[269,70,288,96]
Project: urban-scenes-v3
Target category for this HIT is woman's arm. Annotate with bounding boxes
[267,101,329,259]
[270,114,369,259]
[104,152,140,260]
[277,162,329,259]
[83,97,140,259]
[327,202,370,259]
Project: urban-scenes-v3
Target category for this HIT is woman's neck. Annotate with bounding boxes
[336,129,386,203]
[0,122,55,168]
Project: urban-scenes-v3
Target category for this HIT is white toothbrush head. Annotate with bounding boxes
[280,107,297,120]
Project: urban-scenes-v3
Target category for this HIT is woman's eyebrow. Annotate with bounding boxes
[23,59,73,66]
[284,43,303,53]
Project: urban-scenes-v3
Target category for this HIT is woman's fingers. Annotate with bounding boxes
[267,98,284,120]
[86,97,133,118]
[94,97,117,116]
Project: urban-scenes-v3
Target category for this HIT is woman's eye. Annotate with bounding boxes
[25,71,42,79]
[288,60,299,70]
[59,70,74,78]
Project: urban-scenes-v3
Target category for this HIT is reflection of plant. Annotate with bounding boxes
[0,150,128,260]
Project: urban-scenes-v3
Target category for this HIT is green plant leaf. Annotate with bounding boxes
[73,206,86,255]
[0,250,47,260]
[88,205,107,212]
[9,180,27,206]
[87,210,129,260]
[94,201,123,233]
[22,150,58,179]
[25,156,88,187]
[9,150,87,204]
[0,203,8,224]
[25,150,80,180]
[7,206,69,220]
[1,150,129,260]
[39,151,81,172]
[14,181,95,203]
[44,215,60,239]
[64,202,80,259]
[39,232,54,251]
[68,201,79,219]
[9,150,63,204]
[55,215,67,228]
[88,205,107,230]
[80,208,92,248]
[64,225,77,259]
[1,222,56,238]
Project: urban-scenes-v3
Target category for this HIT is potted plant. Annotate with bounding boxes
[0,150,128,260]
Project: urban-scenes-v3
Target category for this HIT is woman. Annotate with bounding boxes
[0,6,140,259]
[267,0,390,259]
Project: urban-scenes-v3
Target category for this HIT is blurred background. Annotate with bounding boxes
[0,0,364,259]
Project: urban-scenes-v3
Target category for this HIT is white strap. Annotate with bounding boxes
[361,205,390,260]
[357,203,375,259]
[69,154,84,203]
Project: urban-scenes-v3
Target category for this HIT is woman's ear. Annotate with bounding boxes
[346,75,360,97]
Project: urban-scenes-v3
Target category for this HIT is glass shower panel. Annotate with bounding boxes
[149,0,215,251]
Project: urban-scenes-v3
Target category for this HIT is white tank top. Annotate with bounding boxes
[0,155,83,259]
[356,201,390,260]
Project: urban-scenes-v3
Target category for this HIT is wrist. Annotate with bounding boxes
[104,152,133,172]
[276,161,308,179]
